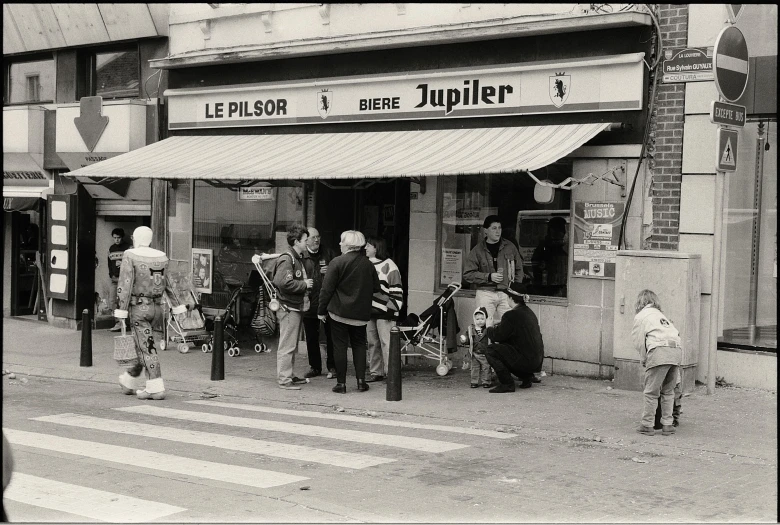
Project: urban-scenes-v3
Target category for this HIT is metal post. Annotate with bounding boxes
[80,308,92,367]
[708,170,726,395]
[211,315,225,380]
[386,327,402,401]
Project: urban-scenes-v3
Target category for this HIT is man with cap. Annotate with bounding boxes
[463,215,526,326]
[484,281,545,393]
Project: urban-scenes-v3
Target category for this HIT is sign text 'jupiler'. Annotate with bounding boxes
[165,53,646,129]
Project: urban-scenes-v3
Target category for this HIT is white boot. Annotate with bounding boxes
[119,372,144,395]
[137,377,166,400]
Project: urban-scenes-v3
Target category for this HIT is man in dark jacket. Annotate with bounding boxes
[485,281,545,393]
[273,223,314,390]
[108,228,132,331]
[301,226,336,378]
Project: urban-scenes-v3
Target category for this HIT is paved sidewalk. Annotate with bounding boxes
[2,317,777,466]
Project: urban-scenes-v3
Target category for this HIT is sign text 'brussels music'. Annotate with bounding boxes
[166,53,645,129]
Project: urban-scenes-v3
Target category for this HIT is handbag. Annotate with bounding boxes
[251,285,278,337]
[113,319,139,366]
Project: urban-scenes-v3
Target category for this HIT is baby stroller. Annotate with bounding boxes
[397,282,462,376]
[162,271,211,353]
[200,280,266,357]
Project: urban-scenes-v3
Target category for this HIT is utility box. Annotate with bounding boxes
[613,251,701,393]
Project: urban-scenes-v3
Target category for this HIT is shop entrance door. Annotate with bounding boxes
[10,211,41,316]
[315,179,410,319]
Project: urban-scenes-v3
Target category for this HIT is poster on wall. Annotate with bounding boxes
[572,201,625,279]
[441,248,463,285]
[192,248,213,294]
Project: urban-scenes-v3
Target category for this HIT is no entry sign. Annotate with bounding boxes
[713,26,749,102]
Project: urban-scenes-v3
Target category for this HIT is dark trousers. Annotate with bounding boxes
[329,318,368,384]
[302,316,334,372]
[485,343,540,385]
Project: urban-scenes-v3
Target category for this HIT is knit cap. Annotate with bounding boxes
[473,306,488,322]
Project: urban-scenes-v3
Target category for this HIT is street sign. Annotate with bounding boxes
[725,5,744,24]
[661,47,713,83]
[716,127,739,172]
[710,100,746,127]
[713,26,749,102]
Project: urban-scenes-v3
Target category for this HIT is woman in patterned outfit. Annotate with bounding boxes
[114,226,173,400]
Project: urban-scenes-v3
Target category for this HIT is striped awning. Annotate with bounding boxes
[65,123,611,180]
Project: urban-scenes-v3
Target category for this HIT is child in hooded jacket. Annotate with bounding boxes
[462,307,493,388]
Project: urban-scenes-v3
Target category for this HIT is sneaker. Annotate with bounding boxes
[636,425,655,436]
[661,425,676,436]
[279,383,301,390]
[136,390,166,400]
[291,376,309,385]
[327,369,336,379]
[109,323,122,332]
[481,383,492,388]
[489,382,516,393]
[304,369,321,379]
[470,384,479,389]
[365,375,385,383]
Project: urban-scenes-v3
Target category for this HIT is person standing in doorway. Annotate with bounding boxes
[301,226,336,379]
[273,223,314,390]
[365,236,404,383]
[108,228,132,331]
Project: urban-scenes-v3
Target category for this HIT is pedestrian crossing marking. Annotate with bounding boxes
[4,472,186,522]
[187,400,517,439]
[116,406,469,453]
[720,137,736,166]
[4,428,308,489]
[33,413,395,469]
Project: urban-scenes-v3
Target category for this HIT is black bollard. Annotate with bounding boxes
[80,308,93,367]
[211,315,225,380]
[386,327,402,401]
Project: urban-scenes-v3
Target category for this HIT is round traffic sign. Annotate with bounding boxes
[713,26,749,102]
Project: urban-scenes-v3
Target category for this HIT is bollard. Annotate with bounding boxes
[386,326,402,401]
[211,315,225,380]
[80,308,93,367]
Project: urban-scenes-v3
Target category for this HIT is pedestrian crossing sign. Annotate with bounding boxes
[717,127,739,172]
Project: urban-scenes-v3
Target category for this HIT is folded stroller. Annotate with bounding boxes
[397,282,461,376]
[162,271,211,353]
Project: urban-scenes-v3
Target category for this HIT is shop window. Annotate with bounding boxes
[192,181,306,310]
[4,56,55,105]
[437,161,573,300]
[721,120,777,351]
[78,47,140,100]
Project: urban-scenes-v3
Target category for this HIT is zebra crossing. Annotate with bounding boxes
[4,399,516,522]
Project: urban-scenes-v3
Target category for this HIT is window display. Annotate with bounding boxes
[438,161,573,299]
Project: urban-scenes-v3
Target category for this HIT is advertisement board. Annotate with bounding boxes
[572,201,625,279]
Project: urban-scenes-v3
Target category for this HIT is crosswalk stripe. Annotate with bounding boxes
[188,400,516,439]
[5,428,308,489]
[33,413,394,469]
[116,406,469,453]
[4,472,186,522]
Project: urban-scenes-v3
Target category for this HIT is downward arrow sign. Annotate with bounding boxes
[74,96,109,152]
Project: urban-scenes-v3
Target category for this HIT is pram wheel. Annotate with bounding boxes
[178,343,189,354]
[254,343,266,353]
[436,363,449,376]
[160,341,166,351]
[228,347,240,357]
[202,343,211,353]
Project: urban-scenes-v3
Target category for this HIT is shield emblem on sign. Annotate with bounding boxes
[317,90,332,119]
[549,74,571,108]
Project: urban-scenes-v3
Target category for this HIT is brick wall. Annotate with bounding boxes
[645,4,688,250]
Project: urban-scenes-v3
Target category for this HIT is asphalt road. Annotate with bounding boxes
[2,374,777,523]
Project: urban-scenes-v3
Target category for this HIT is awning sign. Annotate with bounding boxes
[166,54,645,129]
[238,187,274,201]
[662,47,714,83]
[572,201,625,279]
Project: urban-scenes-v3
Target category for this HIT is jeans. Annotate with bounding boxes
[470,353,492,385]
[475,290,512,324]
[277,308,302,385]
[642,364,679,427]
[109,277,119,309]
[302,316,334,372]
[366,318,395,377]
[329,317,368,384]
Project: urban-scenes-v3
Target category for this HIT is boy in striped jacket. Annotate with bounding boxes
[365,236,404,382]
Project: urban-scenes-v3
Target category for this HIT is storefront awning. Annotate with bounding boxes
[3,153,53,210]
[65,123,611,180]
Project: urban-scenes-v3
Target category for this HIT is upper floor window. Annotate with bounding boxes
[4,56,55,105]
[78,47,140,100]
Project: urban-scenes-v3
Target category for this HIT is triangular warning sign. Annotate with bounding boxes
[721,137,736,166]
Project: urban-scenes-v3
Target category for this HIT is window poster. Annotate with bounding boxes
[191,248,213,294]
[441,248,463,285]
[572,201,625,279]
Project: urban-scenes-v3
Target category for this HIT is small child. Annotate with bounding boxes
[631,289,683,436]
[462,307,493,388]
